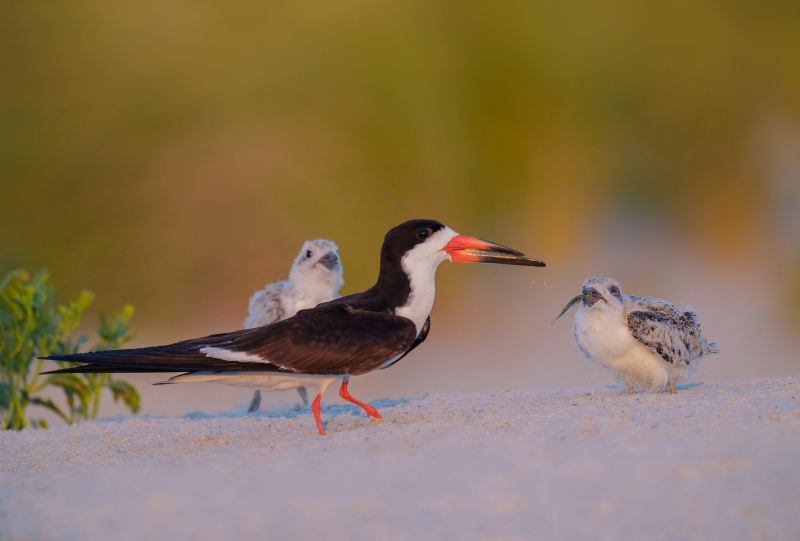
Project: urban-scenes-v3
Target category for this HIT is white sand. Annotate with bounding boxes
[2,378,799,541]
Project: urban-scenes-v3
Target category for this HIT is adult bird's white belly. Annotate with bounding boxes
[167,371,344,393]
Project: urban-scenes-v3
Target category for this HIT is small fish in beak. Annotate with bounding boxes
[552,295,583,324]
[552,287,608,324]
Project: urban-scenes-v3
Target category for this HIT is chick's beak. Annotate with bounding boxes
[581,286,606,306]
[317,252,339,270]
[442,235,546,267]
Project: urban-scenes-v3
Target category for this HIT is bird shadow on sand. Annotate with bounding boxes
[604,382,705,393]
[241,396,422,421]
[176,396,424,422]
[89,396,423,424]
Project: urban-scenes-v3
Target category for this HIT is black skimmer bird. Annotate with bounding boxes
[41,219,545,435]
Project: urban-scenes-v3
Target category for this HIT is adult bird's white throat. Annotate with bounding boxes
[40,219,545,435]
[394,226,457,334]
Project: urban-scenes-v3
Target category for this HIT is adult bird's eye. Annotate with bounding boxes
[306,250,313,258]
[610,286,619,295]
[417,229,430,240]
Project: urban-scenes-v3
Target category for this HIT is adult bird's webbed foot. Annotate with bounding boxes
[339,378,381,419]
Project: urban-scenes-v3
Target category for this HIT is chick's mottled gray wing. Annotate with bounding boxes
[626,297,711,365]
[245,281,287,328]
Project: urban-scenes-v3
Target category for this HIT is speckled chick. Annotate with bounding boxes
[566,278,719,393]
[244,239,344,410]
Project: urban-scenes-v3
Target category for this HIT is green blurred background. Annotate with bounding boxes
[2,0,799,415]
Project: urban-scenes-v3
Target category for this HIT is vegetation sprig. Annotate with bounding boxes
[0,269,140,430]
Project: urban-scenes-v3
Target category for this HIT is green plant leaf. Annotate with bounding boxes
[29,397,70,425]
[2,268,141,430]
[107,379,141,414]
[45,373,89,398]
[57,291,93,337]
[0,269,29,291]
[0,382,11,410]
[95,304,136,351]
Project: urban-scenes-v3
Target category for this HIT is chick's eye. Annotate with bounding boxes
[417,229,430,240]
[610,286,619,295]
[306,250,313,258]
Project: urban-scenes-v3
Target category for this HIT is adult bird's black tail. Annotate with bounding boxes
[39,327,283,375]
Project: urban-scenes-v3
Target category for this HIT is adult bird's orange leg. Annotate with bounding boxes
[311,393,326,435]
[339,377,381,418]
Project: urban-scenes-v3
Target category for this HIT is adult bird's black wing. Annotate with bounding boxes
[41,303,419,377]
[380,316,430,370]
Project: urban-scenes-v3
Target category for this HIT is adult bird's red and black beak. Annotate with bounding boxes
[442,235,546,266]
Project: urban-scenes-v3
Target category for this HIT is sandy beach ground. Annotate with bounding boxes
[2,377,799,541]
